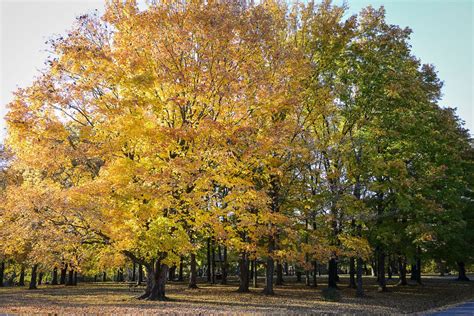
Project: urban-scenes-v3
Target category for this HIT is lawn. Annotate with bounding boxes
[0,276,472,314]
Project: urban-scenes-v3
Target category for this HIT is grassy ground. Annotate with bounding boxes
[0,275,473,314]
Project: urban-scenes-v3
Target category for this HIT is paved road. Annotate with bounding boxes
[430,301,474,315]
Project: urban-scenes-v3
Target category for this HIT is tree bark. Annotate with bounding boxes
[0,261,4,287]
[349,257,356,289]
[51,268,58,285]
[38,272,44,285]
[137,264,153,299]
[29,264,38,290]
[312,260,318,288]
[221,246,228,285]
[138,264,143,285]
[206,238,211,283]
[102,271,107,282]
[377,249,387,292]
[398,256,407,286]
[19,267,25,286]
[356,257,364,297]
[168,266,176,281]
[328,257,338,288]
[178,257,184,281]
[188,253,198,289]
[132,262,136,282]
[263,239,275,295]
[252,259,258,288]
[276,261,284,285]
[456,262,470,281]
[237,252,250,292]
[60,264,67,285]
[147,262,169,301]
[73,271,78,285]
[67,269,75,286]
[211,241,216,284]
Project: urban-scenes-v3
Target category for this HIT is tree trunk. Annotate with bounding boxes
[19,267,25,286]
[60,265,67,285]
[296,270,302,282]
[456,262,470,281]
[67,269,74,286]
[349,257,356,289]
[29,264,38,290]
[189,253,198,288]
[0,261,4,287]
[237,252,250,292]
[284,262,289,276]
[377,250,387,292]
[73,271,78,285]
[398,256,407,286]
[211,241,216,284]
[387,255,393,279]
[51,268,58,285]
[102,271,107,282]
[221,246,228,285]
[138,264,143,285]
[206,238,211,283]
[137,264,152,299]
[168,266,176,281]
[252,259,258,288]
[38,272,44,285]
[132,262,136,282]
[312,260,318,288]
[276,261,284,285]
[356,257,364,297]
[263,238,275,295]
[328,257,338,288]
[178,257,184,281]
[147,262,169,301]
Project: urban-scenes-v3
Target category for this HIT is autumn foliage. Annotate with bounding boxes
[0,0,472,301]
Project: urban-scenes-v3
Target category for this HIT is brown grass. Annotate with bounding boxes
[0,275,473,315]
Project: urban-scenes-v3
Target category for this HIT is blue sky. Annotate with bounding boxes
[0,0,472,141]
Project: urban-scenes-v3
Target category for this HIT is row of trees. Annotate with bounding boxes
[1,0,472,301]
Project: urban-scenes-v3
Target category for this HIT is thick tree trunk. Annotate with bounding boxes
[312,260,318,288]
[19,267,25,286]
[237,252,250,293]
[305,270,310,286]
[211,242,216,284]
[387,255,393,279]
[178,257,184,281]
[132,262,136,282]
[398,256,407,286]
[29,264,38,290]
[221,246,228,285]
[377,250,387,292]
[67,269,74,286]
[456,262,470,281]
[328,257,338,288]
[276,261,284,285]
[189,253,198,289]
[51,268,58,285]
[356,257,364,297]
[138,264,153,299]
[102,271,107,282]
[60,265,67,285]
[252,259,258,288]
[263,238,275,295]
[73,271,78,285]
[147,262,169,301]
[206,238,211,283]
[349,257,356,289]
[38,272,44,285]
[0,261,4,287]
[138,264,143,285]
[284,262,289,276]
